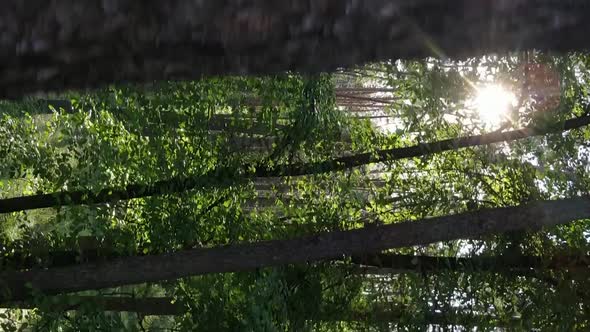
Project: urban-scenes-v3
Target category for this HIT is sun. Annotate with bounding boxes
[472,85,517,126]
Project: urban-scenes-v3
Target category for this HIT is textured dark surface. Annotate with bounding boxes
[2,0,590,97]
[1,197,589,301]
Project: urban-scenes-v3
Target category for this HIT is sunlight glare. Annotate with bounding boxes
[473,85,517,126]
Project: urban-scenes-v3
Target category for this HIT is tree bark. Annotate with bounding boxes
[321,305,522,328]
[1,115,589,213]
[7,249,586,276]
[0,197,588,302]
[30,100,74,114]
[3,296,184,316]
[351,253,590,274]
[2,1,590,98]
[0,99,73,116]
[3,295,518,328]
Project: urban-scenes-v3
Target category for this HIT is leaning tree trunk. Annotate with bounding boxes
[3,296,184,316]
[1,114,589,213]
[0,197,589,302]
[2,0,590,98]
[3,296,520,329]
[319,305,522,329]
[350,253,590,275]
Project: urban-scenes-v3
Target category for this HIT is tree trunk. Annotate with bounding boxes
[13,245,587,273]
[1,115,589,213]
[3,296,184,315]
[0,99,74,116]
[2,1,590,98]
[0,197,588,302]
[351,253,590,274]
[138,113,283,136]
[320,305,522,329]
[4,296,518,328]
[33,100,75,114]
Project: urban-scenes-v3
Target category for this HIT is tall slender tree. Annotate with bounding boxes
[1,114,589,213]
[1,197,588,302]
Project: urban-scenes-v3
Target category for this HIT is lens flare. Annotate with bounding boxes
[473,85,517,126]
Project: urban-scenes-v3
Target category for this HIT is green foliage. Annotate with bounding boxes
[1,52,589,331]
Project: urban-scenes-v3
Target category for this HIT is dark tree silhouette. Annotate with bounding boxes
[3,296,184,315]
[351,253,590,274]
[2,0,590,97]
[1,197,588,301]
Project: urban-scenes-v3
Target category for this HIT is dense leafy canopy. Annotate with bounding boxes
[0,51,589,331]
